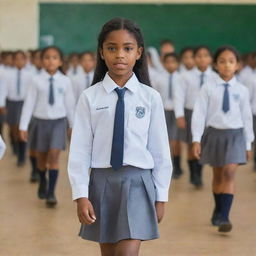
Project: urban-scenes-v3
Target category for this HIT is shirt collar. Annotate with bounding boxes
[216,75,237,87]
[41,69,61,80]
[102,72,139,94]
[195,66,212,76]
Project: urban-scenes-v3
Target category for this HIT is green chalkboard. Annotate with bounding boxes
[39,3,256,54]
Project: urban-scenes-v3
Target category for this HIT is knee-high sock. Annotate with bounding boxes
[48,169,59,195]
[220,193,234,221]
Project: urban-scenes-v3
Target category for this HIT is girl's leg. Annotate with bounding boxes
[29,150,39,182]
[9,124,18,154]
[37,152,48,199]
[218,163,238,232]
[211,167,223,226]
[171,140,183,179]
[100,243,116,256]
[114,239,141,256]
[46,149,61,205]
[15,124,26,166]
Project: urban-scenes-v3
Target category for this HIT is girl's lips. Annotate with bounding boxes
[114,63,128,69]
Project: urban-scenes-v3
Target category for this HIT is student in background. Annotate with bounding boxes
[19,46,75,207]
[72,51,96,104]
[192,46,253,232]
[2,51,32,166]
[67,53,83,80]
[175,45,216,188]
[30,50,42,75]
[179,47,195,74]
[154,53,183,179]
[146,51,159,88]
[238,52,255,85]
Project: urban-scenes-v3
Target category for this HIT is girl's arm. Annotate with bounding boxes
[147,92,172,202]
[67,93,93,201]
[64,79,76,129]
[0,135,6,160]
[240,87,254,151]
[191,84,209,143]
[19,80,37,131]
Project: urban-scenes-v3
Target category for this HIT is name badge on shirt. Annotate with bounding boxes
[135,106,145,119]
[233,94,240,101]
[96,106,109,111]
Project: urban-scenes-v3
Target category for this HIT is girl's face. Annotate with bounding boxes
[42,49,62,74]
[163,57,179,73]
[215,50,239,80]
[100,29,142,78]
[194,48,212,71]
[182,50,195,70]
[14,53,26,69]
[80,54,95,73]
[33,52,42,69]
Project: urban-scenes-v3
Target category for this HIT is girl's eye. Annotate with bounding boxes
[108,47,115,51]
[125,47,133,51]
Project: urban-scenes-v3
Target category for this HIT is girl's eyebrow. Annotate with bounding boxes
[105,42,135,46]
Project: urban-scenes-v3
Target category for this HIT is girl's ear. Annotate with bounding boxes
[100,48,104,60]
[136,47,143,60]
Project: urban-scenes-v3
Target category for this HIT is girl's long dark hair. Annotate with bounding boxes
[92,17,151,86]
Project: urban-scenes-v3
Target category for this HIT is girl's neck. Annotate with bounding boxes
[108,71,133,87]
[46,69,58,76]
[197,66,208,72]
[219,74,235,82]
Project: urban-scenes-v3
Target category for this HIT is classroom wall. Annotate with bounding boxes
[1,0,256,50]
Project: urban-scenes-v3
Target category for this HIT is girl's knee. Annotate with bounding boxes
[223,169,235,182]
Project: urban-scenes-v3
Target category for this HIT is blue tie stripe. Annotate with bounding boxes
[200,73,205,87]
[168,74,173,99]
[110,87,126,171]
[222,83,230,113]
[49,77,55,105]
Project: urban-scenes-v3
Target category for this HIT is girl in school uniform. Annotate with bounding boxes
[192,46,253,233]
[71,51,96,104]
[68,17,172,255]
[0,135,6,160]
[154,53,183,179]
[19,46,75,207]
[179,47,195,74]
[2,51,32,166]
[67,53,83,80]
[174,45,216,188]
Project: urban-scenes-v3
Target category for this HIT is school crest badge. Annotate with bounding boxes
[135,106,145,119]
[58,87,64,94]
[233,94,240,101]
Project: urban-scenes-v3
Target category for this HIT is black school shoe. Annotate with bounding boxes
[218,220,233,233]
[172,167,183,179]
[38,180,47,199]
[211,209,222,226]
[30,169,39,183]
[46,193,58,207]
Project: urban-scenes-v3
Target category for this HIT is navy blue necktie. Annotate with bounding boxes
[49,77,55,105]
[168,74,173,99]
[17,70,21,96]
[200,72,205,87]
[85,74,90,89]
[110,87,127,171]
[222,83,230,113]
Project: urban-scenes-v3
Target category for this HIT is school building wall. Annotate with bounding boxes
[0,0,256,51]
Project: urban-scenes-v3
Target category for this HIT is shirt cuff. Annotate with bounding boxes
[174,110,185,119]
[156,187,169,202]
[192,134,202,143]
[19,123,28,131]
[246,142,252,151]
[72,184,89,201]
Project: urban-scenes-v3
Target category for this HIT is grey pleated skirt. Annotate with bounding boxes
[29,117,67,153]
[179,108,193,144]
[6,100,24,125]
[200,126,247,167]
[165,110,181,141]
[79,166,160,244]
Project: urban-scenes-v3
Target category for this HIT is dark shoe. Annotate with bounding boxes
[38,180,47,199]
[46,193,57,207]
[17,160,25,167]
[211,209,222,226]
[188,160,195,184]
[172,167,183,179]
[218,220,233,233]
[193,162,203,188]
[30,169,39,183]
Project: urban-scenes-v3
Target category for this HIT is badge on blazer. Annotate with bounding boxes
[135,106,145,119]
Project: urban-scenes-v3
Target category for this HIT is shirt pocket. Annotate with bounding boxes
[127,106,150,135]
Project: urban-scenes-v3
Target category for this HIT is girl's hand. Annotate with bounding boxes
[155,202,165,223]
[192,142,201,160]
[77,197,96,225]
[176,117,186,129]
[246,150,252,161]
[0,107,6,115]
[19,130,28,142]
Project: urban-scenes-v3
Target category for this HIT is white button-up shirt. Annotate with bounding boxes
[192,76,254,150]
[19,69,75,131]
[71,70,94,104]
[1,67,33,103]
[0,135,6,159]
[245,72,256,115]
[154,70,183,111]
[68,73,172,202]
[238,65,254,85]
[174,67,217,118]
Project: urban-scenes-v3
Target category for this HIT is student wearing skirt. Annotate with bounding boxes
[1,51,32,165]
[68,18,172,256]
[154,53,184,179]
[174,45,217,188]
[192,46,254,233]
[19,46,75,207]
